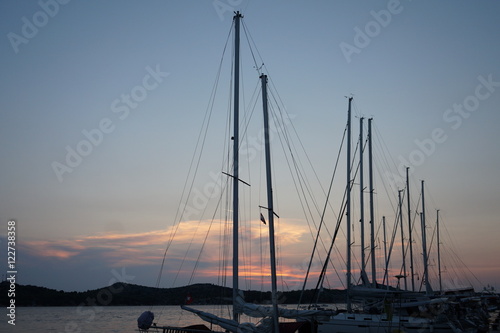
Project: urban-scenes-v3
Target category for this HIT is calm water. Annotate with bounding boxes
[2,305,217,333]
[1,304,286,333]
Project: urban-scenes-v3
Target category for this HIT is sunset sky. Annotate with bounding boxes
[1,1,499,294]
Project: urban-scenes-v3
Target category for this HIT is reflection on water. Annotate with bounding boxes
[4,306,139,333]
[2,305,320,333]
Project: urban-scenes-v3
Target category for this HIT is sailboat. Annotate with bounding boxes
[311,99,489,333]
[137,11,333,333]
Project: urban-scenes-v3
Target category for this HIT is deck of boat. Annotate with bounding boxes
[137,324,223,333]
[137,321,310,333]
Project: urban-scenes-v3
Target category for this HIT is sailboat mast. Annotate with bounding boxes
[260,74,279,333]
[232,11,242,322]
[383,216,388,289]
[398,189,407,290]
[368,118,377,287]
[359,117,367,284]
[420,180,433,295]
[437,209,442,294]
[346,97,353,312]
[406,167,415,291]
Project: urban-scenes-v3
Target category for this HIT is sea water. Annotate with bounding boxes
[1,304,302,333]
[1,305,218,333]
[1,304,342,332]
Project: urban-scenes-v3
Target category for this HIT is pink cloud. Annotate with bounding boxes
[20,218,320,288]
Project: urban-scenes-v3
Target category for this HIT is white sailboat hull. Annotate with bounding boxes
[317,313,456,333]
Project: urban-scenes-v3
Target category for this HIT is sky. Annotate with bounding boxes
[1,1,500,294]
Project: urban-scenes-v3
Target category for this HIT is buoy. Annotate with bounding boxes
[137,311,154,330]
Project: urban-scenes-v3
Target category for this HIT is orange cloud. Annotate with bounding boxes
[22,240,85,259]
[20,217,334,289]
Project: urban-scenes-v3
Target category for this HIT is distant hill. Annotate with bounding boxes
[0,281,346,307]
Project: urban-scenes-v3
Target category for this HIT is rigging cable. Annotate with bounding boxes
[267,88,343,292]
[243,19,345,288]
[154,20,234,290]
[298,123,347,306]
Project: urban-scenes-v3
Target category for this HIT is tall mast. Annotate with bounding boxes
[232,11,242,322]
[398,190,407,290]
[420,180,433,295]
[359,117,367,284]
[260,74,279,333]
[368,118,377,287]
[406,167,415,291]
[437,209,442,294]
[346,97,353,312]
[382,216,388,289]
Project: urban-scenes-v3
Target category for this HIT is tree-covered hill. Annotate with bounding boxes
[0,281,346,307]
